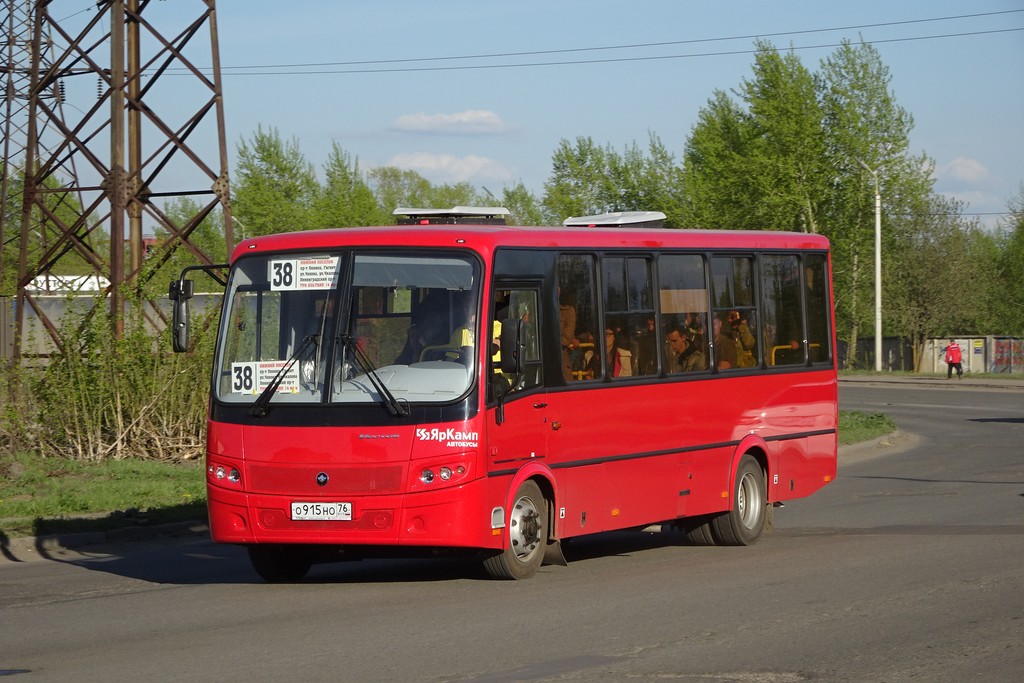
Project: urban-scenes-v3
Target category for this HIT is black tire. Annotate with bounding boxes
[680,515,718,546]
[711,454,766,546]
[483,480,547,580]
[247,544,313,582]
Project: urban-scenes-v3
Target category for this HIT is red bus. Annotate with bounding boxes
[170,208,837,581]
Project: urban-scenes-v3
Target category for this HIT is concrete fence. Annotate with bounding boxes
[922,337,1024,375]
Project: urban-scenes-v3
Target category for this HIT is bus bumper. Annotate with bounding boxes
[207,477,501,550]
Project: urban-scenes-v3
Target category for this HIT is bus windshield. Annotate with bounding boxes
[214,251,480,408]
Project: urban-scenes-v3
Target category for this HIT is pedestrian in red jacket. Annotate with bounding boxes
[945,339,963,379]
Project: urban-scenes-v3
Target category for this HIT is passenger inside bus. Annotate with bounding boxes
[558,289,580,381]
[636,316,659,375]
[713,314,739,370]
[395,293,448,365]
[606,328,634,377]
[666,324,706,373]
[437,290,477,364]
[727,310,758,368]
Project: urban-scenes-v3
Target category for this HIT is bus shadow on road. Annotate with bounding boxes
[45,526,703,585]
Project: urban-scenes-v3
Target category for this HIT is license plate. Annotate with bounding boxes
[290,501,352,521]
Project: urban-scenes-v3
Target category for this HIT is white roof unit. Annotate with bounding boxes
[562,211,667,228]
[393,206,510,225]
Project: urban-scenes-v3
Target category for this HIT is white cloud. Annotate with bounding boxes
[386,152,514,183]
[937,157,990,185]
[391,110,510,135]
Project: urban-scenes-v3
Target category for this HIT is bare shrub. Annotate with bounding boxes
[3,295,217,462]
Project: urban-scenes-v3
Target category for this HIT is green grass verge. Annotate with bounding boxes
[1,411,895,541]
[1,454,206,540]
[838,410,896,446]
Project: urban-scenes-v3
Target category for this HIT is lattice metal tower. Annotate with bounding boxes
[2,0,232,359]
[2,0,38,289]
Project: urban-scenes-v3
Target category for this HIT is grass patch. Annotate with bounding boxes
[0,453,206,540]
[838,410,896,446]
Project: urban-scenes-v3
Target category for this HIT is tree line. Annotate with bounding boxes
[4,38,1023,366]
[205,39,1021,369]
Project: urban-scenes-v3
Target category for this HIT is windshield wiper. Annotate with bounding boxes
[249,334,319,418]
[342,335,409,417]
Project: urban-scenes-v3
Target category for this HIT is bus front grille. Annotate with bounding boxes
[247,463,405,495]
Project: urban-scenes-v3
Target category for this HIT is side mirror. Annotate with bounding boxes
[169,279,194,353]
[498,318,523,375]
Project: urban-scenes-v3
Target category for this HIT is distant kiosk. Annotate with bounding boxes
[394,206,510,226]
[563,211,666,229]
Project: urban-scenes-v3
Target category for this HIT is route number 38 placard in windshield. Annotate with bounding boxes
[268,256,340,291]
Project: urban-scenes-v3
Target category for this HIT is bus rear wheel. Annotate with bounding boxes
[483,480,547,580]
[679,515,718,545]
[247,544,313,582]
[711,454,766,546]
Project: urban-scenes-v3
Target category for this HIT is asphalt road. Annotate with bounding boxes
[1,379,1022,682]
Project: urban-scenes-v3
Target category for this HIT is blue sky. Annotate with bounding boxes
[135,1,1024,229]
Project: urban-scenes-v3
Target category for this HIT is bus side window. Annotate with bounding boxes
[804,253,831,363]
[490,288,543,397]
[760,254,804,366]
[711,255,758,370]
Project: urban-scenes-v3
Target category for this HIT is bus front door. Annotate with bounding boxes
[486,286,549,482]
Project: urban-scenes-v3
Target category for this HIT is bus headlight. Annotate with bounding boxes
[412,460,469,490]
[208,461,242,487]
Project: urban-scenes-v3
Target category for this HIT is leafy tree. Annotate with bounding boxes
[681,42,826,232]
[740,41,828,233]
[679,38,952,366]
[543,134,683,224]
[232,126,318,236]
[313,144,386,228]
[640,133,687,229]
[424,181,489,210]
[990,184,1024,334]
[680,90,753,229]
[366,167,486,217]
[543,137,613,221]
[817,39,929,364]
[884,195,991,368]
[501,182,546,226]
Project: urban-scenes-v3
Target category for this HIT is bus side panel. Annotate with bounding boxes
[772,430,838,502]
[554,463,609,536]
[604,453,682,529]
[545,382,697,536]
[685,447,735,517]
[540,370,837,533]
[766,375,839,502]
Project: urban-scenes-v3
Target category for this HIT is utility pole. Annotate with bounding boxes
[4,0,233,360]
[857,158,883,372]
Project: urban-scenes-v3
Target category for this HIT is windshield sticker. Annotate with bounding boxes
[416,427,479,448]
[231,361,301,394]
[268,256,340,291]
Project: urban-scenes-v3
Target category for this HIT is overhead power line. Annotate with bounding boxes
[203,8,1019,75]
[208,27,1024,76]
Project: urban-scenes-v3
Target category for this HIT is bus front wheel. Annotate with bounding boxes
[247,544,313,582]
[483,480,547,580]
[711,454,766,546]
